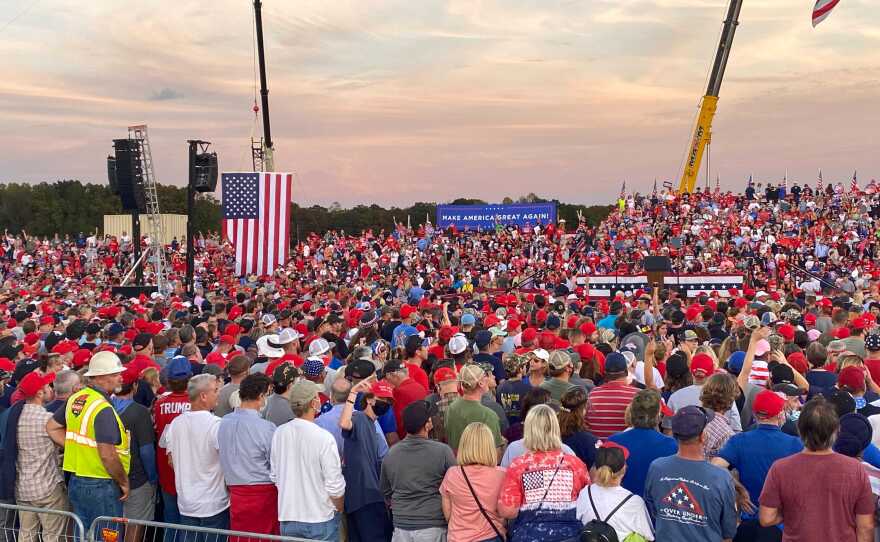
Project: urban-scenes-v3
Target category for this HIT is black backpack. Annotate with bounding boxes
[580,486,634,542]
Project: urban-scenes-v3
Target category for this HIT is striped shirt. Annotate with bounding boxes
[585,381,639,439]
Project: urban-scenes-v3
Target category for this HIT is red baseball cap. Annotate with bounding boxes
[580,322,597,336]
[71,349,92,369]
[400,305,417,320]
[433,367,457,385]
[370,380,394,399]
[838,366,867,392]
[804,313,817,326]
[0,357,15,372]
[51,341,79,355]
[777,324,795,342]
[599,440,630,460]
[521,328,538,345]
[225,324,242,336]
[690,353,715,377]
[219,335,235,345]
[752,390,786,418]
[19,371,55,398]
[835,327,851,339]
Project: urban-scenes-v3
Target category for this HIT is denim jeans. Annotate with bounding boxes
[160,490,182,542]
[68,476,123,542]
[178,509,230,542]
[280,514,340,542]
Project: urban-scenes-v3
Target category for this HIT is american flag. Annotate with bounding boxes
[817,169,823,192]
[222,172,292,276]
[851,170,859,193]
[582,274,744,298]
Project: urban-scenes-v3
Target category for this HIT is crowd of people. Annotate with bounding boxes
[0,181,880,541]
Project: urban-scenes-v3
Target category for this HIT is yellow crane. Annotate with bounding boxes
[678,0,745,194]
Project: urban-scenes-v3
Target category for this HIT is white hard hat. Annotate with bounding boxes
[83,351,126,377]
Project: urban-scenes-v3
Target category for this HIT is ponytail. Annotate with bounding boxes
[594,465,616,486]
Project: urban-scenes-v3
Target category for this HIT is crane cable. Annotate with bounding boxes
[239,4,263,171]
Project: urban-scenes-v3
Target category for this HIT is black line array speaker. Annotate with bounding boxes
[106,155,118,195]
[113,139,146,212]
[192,151,219,193]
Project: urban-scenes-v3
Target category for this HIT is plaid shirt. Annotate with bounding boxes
[702,414,736,459]
[16,403,63,502]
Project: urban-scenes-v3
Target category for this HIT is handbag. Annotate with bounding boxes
[461,465,507,542]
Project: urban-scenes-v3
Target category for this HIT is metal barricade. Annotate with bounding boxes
[87,517,323,542]
[0,502,86,542]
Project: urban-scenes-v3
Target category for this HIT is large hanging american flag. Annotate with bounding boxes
[812,0,841,27]
[222,172,293,276]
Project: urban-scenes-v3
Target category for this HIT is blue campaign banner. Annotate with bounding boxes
[436,203,557,229]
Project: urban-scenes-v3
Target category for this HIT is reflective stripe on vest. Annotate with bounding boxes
[62,387,131,478]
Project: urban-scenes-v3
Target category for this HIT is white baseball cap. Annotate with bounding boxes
[308,338,332,357]
[275,328,301,345]
[448,333,469,355]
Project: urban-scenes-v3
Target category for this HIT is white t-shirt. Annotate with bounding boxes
[576,484,655,541]
[159,410,228,517]
[634,362,665,389]
[270,418,345,523]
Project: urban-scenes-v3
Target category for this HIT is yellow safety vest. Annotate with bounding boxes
[62,387,131,478]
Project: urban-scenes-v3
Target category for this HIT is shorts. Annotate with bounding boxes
[124,483,156,521]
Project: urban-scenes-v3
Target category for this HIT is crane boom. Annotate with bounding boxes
[678,0,744,194]
[254,0,275,171]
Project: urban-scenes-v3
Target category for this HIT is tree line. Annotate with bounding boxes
[0,181,612,239]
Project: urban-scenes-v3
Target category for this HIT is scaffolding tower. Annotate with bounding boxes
[128,124,169,294]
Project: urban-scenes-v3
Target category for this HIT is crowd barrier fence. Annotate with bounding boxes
[88,517,323,542]
[0,502,86,542]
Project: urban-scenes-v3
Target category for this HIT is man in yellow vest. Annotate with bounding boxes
[46,351,130,538]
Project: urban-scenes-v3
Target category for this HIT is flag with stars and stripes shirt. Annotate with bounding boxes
[222,172,292,276]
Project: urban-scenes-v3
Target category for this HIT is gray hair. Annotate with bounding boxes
[187,374,216,402]
[53,370,81,397]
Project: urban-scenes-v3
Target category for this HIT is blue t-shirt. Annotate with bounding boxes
[717,424,803,519]
[563,431,599,469]
[609,428,678,496]
[597,314,618,331]
[645,456,737,542]
[341,411,385,512]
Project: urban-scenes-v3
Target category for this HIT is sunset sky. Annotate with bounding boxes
[1,0,877,206]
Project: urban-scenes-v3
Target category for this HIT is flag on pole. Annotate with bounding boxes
[783,170,787,190]
[222,172,293,276]
[652,178,658,197]
[812,0,841,27]
[817,169,823,192]
[747,175,753,189]
[851,170,859,193]
[620,180,627,198]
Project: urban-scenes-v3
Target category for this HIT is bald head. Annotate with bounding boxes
[331,374,352,404]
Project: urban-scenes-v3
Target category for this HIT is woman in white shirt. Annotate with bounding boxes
[576,442,654,542]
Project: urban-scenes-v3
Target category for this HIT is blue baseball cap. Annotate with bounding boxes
[166,355,193,380]
[461,314,476,326]
[107,323,125,337]
[604,352,628,374]
[475,330,492,349]
[726,351,746,375]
